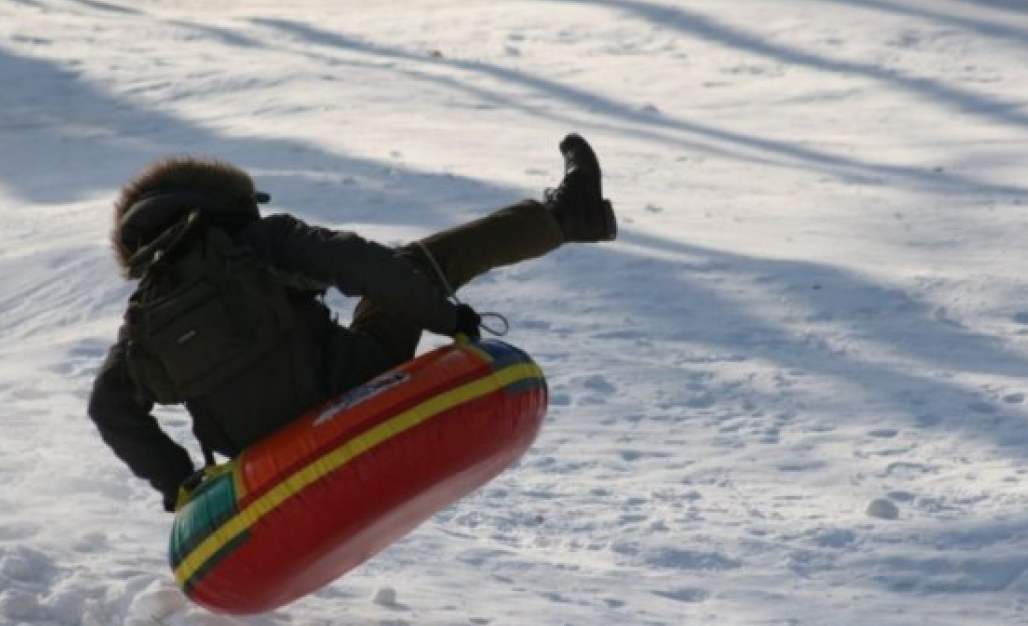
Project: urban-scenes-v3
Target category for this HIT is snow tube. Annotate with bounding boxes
[168,339,547,615]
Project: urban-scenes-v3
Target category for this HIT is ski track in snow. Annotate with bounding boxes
[3,0,1028,624]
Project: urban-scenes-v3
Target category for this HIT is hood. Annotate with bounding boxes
[112,156,266,277]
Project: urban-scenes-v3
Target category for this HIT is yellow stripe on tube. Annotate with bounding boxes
[175,362,543,586]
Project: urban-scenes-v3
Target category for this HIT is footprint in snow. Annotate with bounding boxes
[686,392,716,409]
[643,548,741,572]
[867,498,900,520]
[582,374,615,393]
[568,374,617,405]
[883,461,932,478]
[0,545,57,585]
[549,393,571,406]
[372,586,411,611]
[0,589,40,623]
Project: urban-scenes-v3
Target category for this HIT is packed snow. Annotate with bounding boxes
[3,0,1028,624]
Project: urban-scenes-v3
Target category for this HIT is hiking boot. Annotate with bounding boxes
[544,134,618,242]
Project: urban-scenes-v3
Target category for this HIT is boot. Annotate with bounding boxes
[544,134,617,242]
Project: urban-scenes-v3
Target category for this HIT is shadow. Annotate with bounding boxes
[0,44,513,233]
[557,0,1028,133]
[248,17,1026,197]
[165,19,269,49]
[554,228,1028,454]
[245,17,767,164]
[946,0,1028,16]
[824,0,1028,47]
[65,0,143,15]
[6,2,1026,436]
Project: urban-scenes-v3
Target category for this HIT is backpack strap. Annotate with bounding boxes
[121,191,233,250]
[121,189,265,277]
[126,210,206,278]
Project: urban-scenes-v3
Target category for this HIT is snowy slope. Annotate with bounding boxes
[3,1,1028,624]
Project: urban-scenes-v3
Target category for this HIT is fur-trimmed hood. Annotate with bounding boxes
[112,156,265,278]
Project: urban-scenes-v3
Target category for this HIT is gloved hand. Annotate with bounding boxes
[154,469,196,513]
[452,304,482,340]
[162,487,180,513]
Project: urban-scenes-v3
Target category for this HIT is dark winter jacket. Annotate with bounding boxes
[88,212,460,503]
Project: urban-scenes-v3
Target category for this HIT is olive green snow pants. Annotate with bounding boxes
[349,199,563,367]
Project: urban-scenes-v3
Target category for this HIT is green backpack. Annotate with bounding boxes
[123,211,297,405]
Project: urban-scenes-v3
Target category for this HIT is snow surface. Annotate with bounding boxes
[3,0,1028,624]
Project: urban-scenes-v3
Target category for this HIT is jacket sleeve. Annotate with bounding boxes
[87,331,195,501]
[243,214,458,336]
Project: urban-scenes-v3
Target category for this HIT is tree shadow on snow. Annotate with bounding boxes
[0,45,510,233]
[823,0,1028,48]
[566,228,1028,455]
[245,17,1024,197]
[944,0,1028,17]
[64,0,143,16]
[559,0,1028,133]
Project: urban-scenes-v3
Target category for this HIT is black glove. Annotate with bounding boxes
[452,304,482,340]
[153,469,195,514]
[162,489,179,513]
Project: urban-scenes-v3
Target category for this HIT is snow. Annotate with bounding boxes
[3,0,1028,624]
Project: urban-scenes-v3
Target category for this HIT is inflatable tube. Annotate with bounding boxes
[168,339,547,615]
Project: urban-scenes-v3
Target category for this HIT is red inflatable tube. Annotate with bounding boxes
[168,339,547,614]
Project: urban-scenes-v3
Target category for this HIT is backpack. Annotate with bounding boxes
[123,210,297,405]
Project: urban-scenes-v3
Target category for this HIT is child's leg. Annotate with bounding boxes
[348,200,563,365]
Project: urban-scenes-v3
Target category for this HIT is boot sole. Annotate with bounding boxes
[601,199,618,241]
